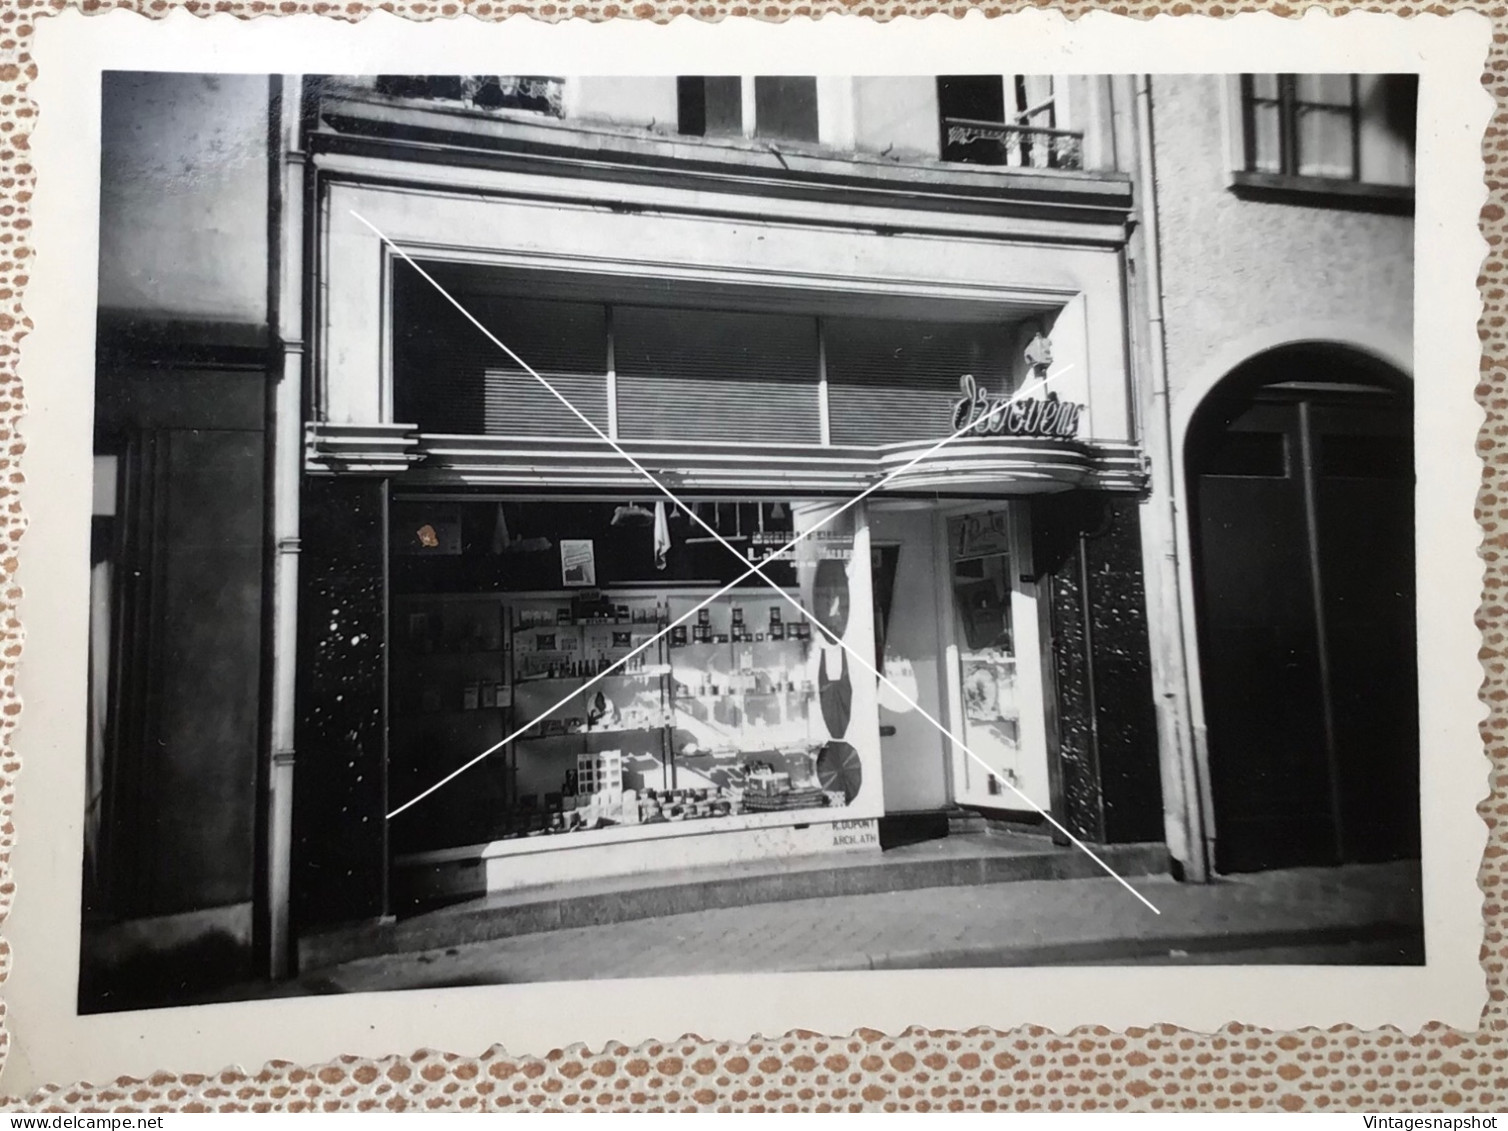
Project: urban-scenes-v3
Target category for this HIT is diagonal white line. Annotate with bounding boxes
[721,566,1164,916]
[384,361,1070,820]
[364,205,1059,815]
[358,211,1159,913]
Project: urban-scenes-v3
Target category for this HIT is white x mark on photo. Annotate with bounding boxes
[355,210,1161,915]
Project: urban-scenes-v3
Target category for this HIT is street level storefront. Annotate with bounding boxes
[382,494,885,907]
[289,87,1165,950]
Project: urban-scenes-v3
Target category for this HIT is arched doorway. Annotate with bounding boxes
[1186,344,1419,874]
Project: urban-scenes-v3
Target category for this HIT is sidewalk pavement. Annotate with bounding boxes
[301,860,1423,993]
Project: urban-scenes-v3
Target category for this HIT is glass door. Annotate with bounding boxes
[941,506,1050,812]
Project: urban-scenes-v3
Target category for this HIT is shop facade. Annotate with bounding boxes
[79,70,1421,1000]
[282,76,1165,950]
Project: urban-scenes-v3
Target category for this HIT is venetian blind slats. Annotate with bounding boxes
[395,289,611,437]
[393,266,1018,448]
[613,306,821,445]
[825,317,1014,446]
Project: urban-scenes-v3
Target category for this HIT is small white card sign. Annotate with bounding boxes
[561,539,597,587]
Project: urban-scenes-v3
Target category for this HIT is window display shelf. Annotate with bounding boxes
[516,725,670,742]
[514,665,670,685]
[673,689,812,702]
[668,638,812,650]
[392,580,856,861]
[513,619,669,631]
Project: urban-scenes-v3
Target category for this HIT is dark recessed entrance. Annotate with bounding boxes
[1186,345,1419,874]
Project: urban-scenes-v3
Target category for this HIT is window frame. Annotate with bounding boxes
[676,76,821,145]
[371,75,566,118]
[387,261,1072,450]
[1223,74,1414,215]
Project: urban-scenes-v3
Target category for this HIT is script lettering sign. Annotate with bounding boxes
[950,374,1085,439]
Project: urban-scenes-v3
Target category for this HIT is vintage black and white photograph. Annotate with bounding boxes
[71,58,1436,1020]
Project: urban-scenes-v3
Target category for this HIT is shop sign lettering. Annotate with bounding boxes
[949,511,1012,561]
[749,530,853,565]
[951,374,1084,439]
[830,818,878,849]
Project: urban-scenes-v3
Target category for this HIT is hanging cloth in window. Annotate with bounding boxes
[490,503,511,555]
[653,501,671,571]
[818,647,852,740]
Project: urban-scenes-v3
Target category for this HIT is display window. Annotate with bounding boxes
[941,504,1051,812]
[386,496,882,861]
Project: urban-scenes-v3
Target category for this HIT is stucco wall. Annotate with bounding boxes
[97,72,270,325]
[568,77,679,131]
[1151,73,1414,417]
[852,77,940,161]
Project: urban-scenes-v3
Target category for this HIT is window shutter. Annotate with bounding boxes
[753,77,819,142]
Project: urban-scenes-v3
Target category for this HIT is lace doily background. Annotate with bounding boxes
[0,3,1499,1110]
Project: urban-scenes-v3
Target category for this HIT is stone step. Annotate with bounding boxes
[298,837,1170,973]
[947,810,989,836]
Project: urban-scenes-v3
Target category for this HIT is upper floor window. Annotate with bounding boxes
[937,75,1081,171]
[676,77,819,144]
[372,75,564,117]
[1233,74,1416,210]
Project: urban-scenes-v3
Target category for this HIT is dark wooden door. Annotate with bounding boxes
[1189,376,1417,873]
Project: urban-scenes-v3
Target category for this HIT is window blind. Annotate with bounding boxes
[825,317,1014,445]
[614,306,821,445]
[394,279,610,437]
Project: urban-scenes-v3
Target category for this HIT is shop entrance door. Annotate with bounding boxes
[1187,349,1418,873]
[868,506,951,812]
[939,505,1051,812]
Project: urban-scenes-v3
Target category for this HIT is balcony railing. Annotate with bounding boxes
[942,116,1085,172]
[371,75,564,117]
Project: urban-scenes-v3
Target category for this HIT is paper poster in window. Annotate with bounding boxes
[561,539,597,587]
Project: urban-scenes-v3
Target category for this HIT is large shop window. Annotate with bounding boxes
[392,260,1040,450]
[386,497,874,858]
